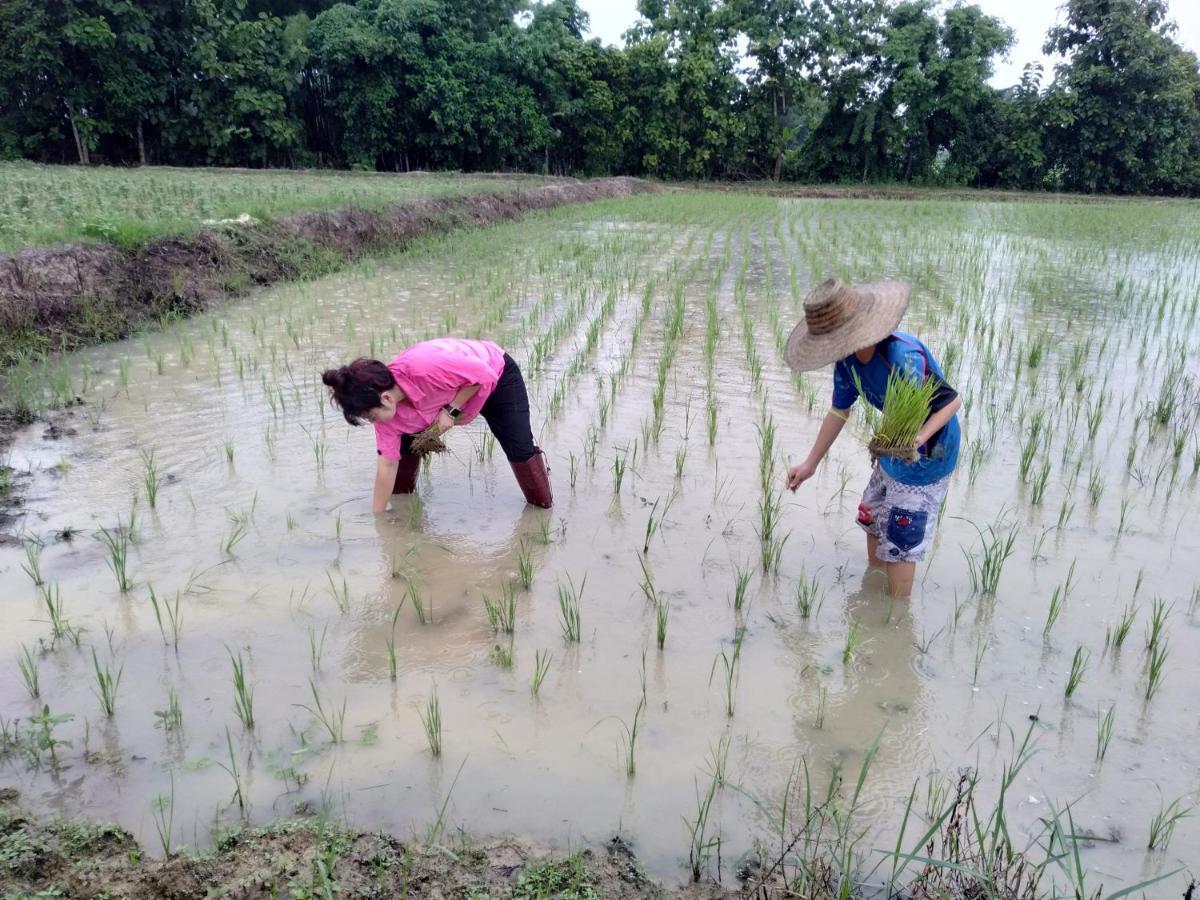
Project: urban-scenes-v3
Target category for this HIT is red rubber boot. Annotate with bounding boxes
[392,454,421,494]
[510,449,553,509]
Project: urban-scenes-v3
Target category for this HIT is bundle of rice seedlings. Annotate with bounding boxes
[856,369,938,463]
[409,424,448,457]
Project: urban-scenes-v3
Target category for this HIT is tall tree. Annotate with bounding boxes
[1043,0,1200,193]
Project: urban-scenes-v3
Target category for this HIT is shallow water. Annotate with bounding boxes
[2,193,1199,891]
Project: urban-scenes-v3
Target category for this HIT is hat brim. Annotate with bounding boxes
[784,281,910,372]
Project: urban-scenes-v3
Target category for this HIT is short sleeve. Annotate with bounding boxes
[831,361,859,410]
[374,422,402,461]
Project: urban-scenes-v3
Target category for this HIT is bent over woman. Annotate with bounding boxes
[322,338,552,512]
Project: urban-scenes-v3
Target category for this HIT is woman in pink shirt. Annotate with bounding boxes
[322,338,552,511]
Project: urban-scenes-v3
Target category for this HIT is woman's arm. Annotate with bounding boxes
[786,407,850,490]
[915,395,961,448]
[372,457,400,513]
[434,383,482,432]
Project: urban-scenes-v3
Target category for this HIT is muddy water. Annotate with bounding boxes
[2,194,1199,890]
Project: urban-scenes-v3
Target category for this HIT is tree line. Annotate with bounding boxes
[1,0,1198,195]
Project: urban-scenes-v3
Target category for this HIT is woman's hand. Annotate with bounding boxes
[786,461,816,491]
[434,409,455,433]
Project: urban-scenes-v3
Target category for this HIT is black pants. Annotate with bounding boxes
[401,354,536,463]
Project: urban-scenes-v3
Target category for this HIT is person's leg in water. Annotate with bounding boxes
[859,468,944,599]
[392,435,421,494]
[480,355,552,508]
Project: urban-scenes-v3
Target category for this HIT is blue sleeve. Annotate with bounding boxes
[888,341,927,384]
[831,361,858,409]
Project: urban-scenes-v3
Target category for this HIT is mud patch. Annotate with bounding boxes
[0,801,734,899]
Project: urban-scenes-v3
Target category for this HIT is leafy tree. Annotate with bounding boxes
[1043,0,1200,194]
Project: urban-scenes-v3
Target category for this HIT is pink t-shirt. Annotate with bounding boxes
[374,338,507,460]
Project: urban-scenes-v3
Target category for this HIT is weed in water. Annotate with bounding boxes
[229,649,255,729]
[492,640,514,669]
[1064,646,1089,698]
[684,774,721,882]
[217,726,245,812]
[531,649,552,697]
[20,541,44,586]
[420,688,442,756]
[557,575,585,642]
[152,773,175,856]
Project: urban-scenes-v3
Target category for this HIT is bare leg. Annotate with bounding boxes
[884,561,916,599]
[866,533,882,569]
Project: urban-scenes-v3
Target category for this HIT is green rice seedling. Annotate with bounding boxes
[1029,459,1050,505]
[302,679,346,743]
[1095,705,1115,762]
[611,448,628,494]
[217,726,245,812]
[655,600,669,650]
[1117,497,1132,535]
[229,649,255,729]
[1145,638,1169,701]
[842,620,863,665]
[1145,596,1171,651]
[154,689,183,732]
[308,624,327,673]
[1043,559,1076,637]
[568,453,578,489]
[221,511,249,557]
[1064,646,1089,698]
[756,486,789,574]
[91,647,122,717]
[223,440,235,464]
[637,553,658,606]
[140,449,161,509]
[326,570,351,615]
[642,493,676,554]
[536,515,552,545]
[962,521,1017,596]
[674,444,688,480]
[795,570,823,618]
[706,394,718,445]
[1147,795,1192,850]
[1109,602,1137,650]
[386,600,404,681]
[709,631,743,717]
[419,688,442,756]
[1087,466,1104,506]
[482,583,517,635]
[684,774,721,883]
[16,644,39,699]
[95,522,133,592]
[731,563,752,612]
[1055,499,1074,531]
[972,634,989,686]
[152,774,175,856]
[859,369,938,461]
[20,541,44,586]
[38,582,71,644]
[516,542,534,590]
[618,696,647,777]
[557,575,585,642]
[530,649,552,697]
[704,731,731,785]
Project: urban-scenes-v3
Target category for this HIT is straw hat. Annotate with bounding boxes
[784,277,910,371]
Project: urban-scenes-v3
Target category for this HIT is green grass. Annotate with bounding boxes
[0,163,540,252]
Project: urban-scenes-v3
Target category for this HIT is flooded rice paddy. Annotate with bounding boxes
[2,191,1199,892]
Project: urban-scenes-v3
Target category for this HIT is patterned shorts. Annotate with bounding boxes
[856,466,950,563]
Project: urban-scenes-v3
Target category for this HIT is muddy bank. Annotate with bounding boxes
[0,798,734,899]
[0,177,656,369]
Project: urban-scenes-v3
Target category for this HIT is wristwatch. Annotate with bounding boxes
[442,404,462,420]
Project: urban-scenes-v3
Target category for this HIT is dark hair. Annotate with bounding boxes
[321,358,396,425]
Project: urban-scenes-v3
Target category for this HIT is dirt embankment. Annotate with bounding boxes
[0,796,737,899]
[0,177,658,367]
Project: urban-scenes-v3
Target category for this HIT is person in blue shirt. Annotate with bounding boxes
[783,277,962,598]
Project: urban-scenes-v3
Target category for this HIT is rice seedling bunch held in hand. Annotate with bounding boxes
[783,278,962,599]
[322,338,552,512]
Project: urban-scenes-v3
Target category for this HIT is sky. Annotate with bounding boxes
[576,0,1200,89]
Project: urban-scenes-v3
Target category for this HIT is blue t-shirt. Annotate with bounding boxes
[832,332,960,486]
